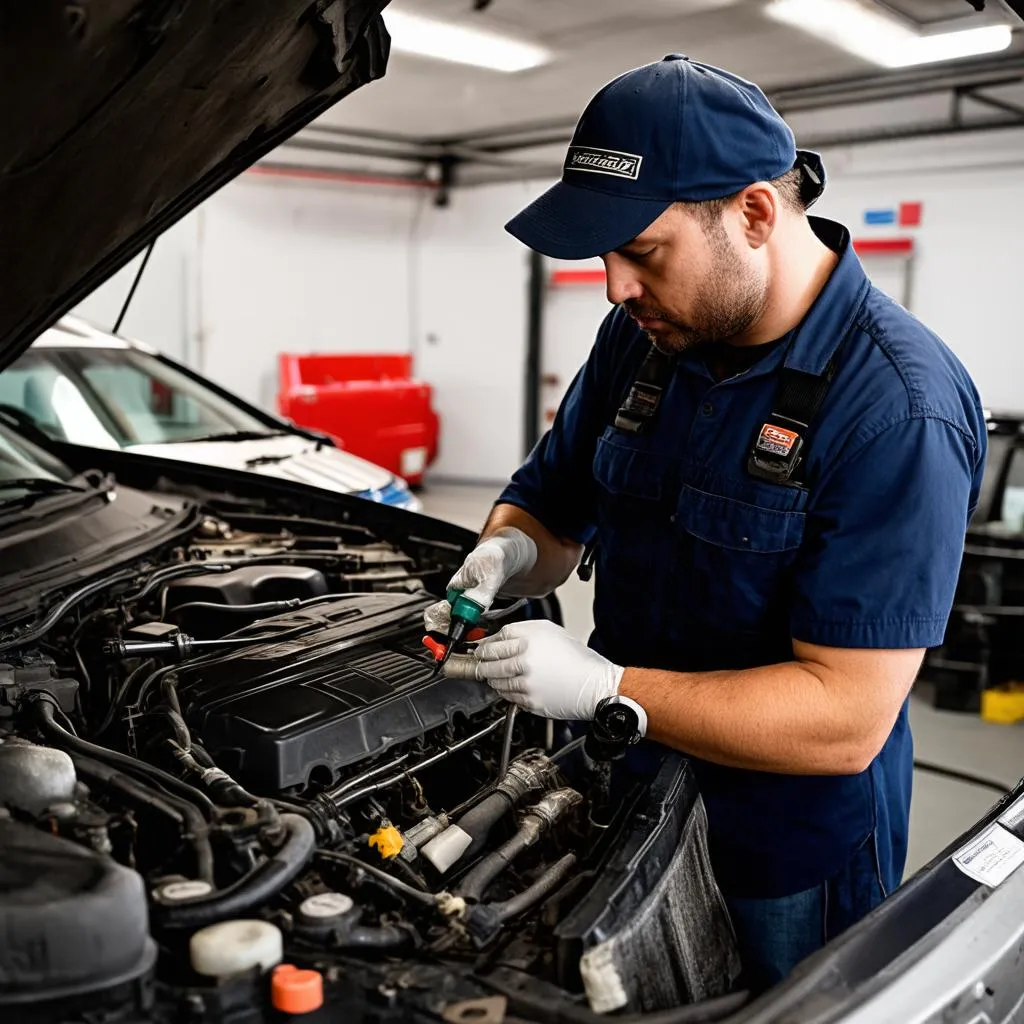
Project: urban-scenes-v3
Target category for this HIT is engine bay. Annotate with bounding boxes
[0,502,739,1023]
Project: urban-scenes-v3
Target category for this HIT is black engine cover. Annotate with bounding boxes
[177,593,499,792]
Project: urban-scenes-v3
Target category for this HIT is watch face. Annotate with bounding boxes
[600,701,639,743]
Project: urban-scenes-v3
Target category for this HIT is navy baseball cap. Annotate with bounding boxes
[506,54,824,260]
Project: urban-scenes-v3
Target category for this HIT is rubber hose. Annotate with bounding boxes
[156,814,315,929]
[337,925,409,950]
[492,853,576,922]
[315,850,438,908]
[33,695,217,818]
[457,816,544,903]
[70,753,214,882]
[456,790,513,859]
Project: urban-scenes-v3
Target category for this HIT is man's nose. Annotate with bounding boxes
[602,255,643,306]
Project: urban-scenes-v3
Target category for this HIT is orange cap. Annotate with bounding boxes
[422,635,446,661]
[271,964,324,1015]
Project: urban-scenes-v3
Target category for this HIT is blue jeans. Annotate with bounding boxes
[725,831,889,993]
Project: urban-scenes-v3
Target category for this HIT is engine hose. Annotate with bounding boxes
[457,789,583,903]
[69,753,214,883]
[457,818,545,903]
[166,598,303,619]
[316,850,440,908]
[456,791,513,857]
[491,853,576,922]
[156,814,316,929]
[170,742,259,808]
[336,925,409,950]
[32,694,217,818]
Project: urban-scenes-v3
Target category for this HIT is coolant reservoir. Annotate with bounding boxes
[189,920,283,977]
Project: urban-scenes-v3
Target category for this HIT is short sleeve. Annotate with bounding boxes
[498,309,628,544]
[789,416,984,649]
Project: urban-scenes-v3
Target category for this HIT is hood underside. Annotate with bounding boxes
[0,0,390,368]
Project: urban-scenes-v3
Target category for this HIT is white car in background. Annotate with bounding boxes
[0,315,421,511]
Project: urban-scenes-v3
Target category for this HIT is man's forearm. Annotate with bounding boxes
[481,503,583,598]
[618,643,922,775]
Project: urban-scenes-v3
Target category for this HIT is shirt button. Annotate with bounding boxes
[701,402,714,416]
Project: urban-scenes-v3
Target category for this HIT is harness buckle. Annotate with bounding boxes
[747,416,807,486]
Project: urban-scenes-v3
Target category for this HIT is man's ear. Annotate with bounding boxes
[737,183,777,249]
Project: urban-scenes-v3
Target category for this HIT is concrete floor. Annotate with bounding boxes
[420,481,1024,878]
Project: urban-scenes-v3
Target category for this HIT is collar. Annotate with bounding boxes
[675,217,869,384]
[781,217,871,376]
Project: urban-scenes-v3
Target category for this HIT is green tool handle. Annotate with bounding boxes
[446,588,485,626]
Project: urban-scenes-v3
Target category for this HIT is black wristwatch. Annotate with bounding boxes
[584,695,647,762]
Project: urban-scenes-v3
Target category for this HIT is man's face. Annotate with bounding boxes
[601,202,769,353]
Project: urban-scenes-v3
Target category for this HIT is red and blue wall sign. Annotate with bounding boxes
[864,202,922,228]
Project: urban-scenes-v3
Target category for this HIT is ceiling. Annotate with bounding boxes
[310,0,1021,137]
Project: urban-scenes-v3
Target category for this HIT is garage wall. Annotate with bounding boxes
[71,126,1024,486]
[197,173,430,410]
[72,216,198,363]
[482,127,1024,433]
[412,180,545,483]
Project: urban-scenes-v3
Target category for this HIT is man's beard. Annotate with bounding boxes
[625,240,768,355]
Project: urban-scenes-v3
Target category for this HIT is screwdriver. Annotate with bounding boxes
[428,588,486,676]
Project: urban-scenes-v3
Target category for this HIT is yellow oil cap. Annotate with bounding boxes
[368,824,404,859]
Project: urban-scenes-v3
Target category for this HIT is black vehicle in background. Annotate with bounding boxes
[922,414,1024,711]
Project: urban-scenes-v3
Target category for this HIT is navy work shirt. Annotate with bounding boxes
[499,219,986,899]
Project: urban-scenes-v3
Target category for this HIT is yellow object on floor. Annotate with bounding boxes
[981,683,1024,725]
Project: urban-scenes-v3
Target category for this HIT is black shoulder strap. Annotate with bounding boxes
[612,345,676,435]
[747,346,844,488]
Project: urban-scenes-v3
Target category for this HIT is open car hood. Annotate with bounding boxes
[0,0,390,369]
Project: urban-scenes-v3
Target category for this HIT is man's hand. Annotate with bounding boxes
[445,620,624,721]
[424,527,538,633]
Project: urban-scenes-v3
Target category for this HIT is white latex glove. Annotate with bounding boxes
[424,527,537,633]
[444,619,624,722]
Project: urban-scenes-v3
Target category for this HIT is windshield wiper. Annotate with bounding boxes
[188,430,288,443]
[0,478,89,508]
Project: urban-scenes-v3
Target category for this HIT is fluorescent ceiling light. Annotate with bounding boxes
[384,10,551,73]
[765,0,1012,69]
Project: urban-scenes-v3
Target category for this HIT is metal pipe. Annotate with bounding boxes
[524,248,545,457]
[247,163,437,190]
[330,717,505,808]
[499,705,517,779]
[329,752,411,799]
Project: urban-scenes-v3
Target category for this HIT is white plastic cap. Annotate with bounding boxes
[298,892,355,920]
[157,880,214,903]
[189,920,284,977]
[419,824,473,874]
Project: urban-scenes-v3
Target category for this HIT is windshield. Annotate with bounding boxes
[0,348,269,446]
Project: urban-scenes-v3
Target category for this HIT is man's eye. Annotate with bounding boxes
[632,247,656,260]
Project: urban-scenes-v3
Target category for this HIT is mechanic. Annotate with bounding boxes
[427,56,986,990]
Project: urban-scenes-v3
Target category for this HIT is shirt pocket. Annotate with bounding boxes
[592,430,675,629]
[673,484,806,632]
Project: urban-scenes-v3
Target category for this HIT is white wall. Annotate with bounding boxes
[72,216,198,363]
[197,175,427,410]
[478,128,1024,424]
[69,126,1024,486]
[812,128,1024,412]
[413,181,544,482]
